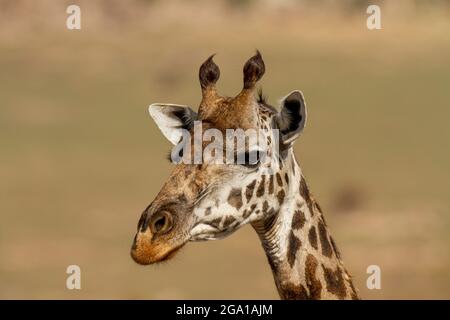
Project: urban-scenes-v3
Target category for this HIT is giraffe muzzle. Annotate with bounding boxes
[131,210,187,265]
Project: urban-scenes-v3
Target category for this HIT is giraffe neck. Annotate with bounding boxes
[252,152,359,300]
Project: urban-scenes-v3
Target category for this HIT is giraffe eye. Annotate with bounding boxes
[237,151,261,169]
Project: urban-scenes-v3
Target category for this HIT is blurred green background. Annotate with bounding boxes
[1,0,449,299]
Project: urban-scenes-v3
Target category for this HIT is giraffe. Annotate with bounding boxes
[130,51,359,300]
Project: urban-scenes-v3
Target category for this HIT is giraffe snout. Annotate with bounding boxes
[131,209,184,265]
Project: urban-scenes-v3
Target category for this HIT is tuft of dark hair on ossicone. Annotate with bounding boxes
[243,50,265,89]
[199,55,220,89]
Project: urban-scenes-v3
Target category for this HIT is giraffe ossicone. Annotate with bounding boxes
[131,51,359,300]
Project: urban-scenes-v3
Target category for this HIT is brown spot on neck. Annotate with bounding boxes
[278,282,309,300]
[299,176,310,199]
[321,265,347,299]
[287,231,301,268]
[276,173,283,187]
[305,254,322,299]
[299,176,314,215]
[284,172,289,185]
[291,210,306,229]
[268,175,274,194]
[276,189,285,205]
[308,226,318,250]
[318,220,333,258]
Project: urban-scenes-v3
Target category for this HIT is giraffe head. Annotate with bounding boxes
[131,51,307,265]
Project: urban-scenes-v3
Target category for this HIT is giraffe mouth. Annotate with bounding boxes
[130,242,186,265]
[189,223,237,241]
[130,230,187,265]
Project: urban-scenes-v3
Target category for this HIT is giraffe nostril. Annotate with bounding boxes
[150,211,173,235]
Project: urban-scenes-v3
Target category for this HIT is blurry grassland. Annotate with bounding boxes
[0,0,450,299]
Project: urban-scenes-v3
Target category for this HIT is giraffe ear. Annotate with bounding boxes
[275,90,307,145]
[149,103,198,145]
